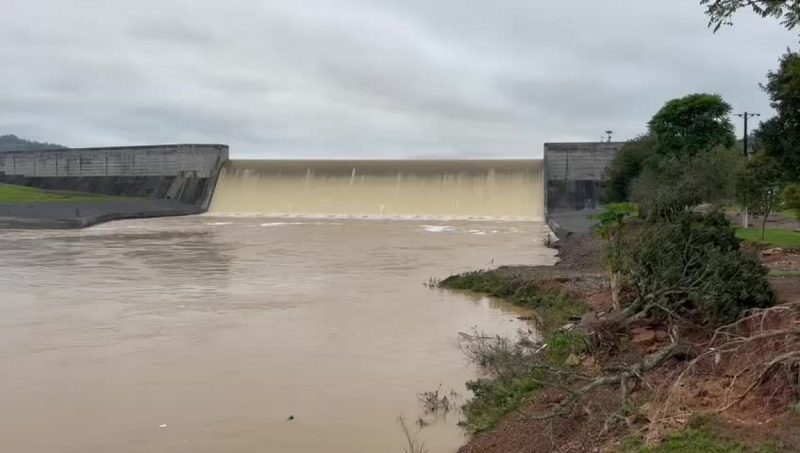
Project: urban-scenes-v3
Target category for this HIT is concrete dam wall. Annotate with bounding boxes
[544,141,624,212]
[0,144,229,208]
[0,141,618,221]
[210,160,545,220]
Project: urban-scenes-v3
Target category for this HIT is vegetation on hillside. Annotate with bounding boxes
[0,134,66,152]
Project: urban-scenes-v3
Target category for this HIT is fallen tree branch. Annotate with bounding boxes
[517,335,681,422]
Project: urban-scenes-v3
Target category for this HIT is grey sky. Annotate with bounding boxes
[1,0,795,158]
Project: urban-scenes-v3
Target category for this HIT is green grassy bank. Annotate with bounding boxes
[736,227,800,248]
[0,184,119,204]
[440,268,587,433]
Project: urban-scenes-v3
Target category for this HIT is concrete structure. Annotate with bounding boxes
[543,141,624,212]
[0,144,229,209]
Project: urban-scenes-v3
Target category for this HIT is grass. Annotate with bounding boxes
[440,269,585,331]
[0,184,118,204]
[623,430,781,453]
[736,227,800,248]
[769,270,800,278]
[622,416,783,453]
[463,374,544,434]
[441,269,587,433]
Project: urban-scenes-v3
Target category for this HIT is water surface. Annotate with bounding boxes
[0,216,556,452]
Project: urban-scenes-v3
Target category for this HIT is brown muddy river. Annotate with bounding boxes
[0,216,556,452]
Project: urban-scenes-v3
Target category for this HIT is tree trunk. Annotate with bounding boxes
[761,210,769,241]
[610,269,621,312]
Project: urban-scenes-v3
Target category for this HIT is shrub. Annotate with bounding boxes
[614,211,774,326]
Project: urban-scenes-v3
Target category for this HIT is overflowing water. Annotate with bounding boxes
[210,160,544,220]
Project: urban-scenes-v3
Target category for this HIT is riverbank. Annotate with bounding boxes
[447,211,800,452]
[0,184,201,229]
[0,200,202,229]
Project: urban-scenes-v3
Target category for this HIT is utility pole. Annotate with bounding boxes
[735,112,760,157]
[735,111,761,227]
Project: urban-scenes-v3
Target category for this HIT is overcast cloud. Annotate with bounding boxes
[1,0,796,158]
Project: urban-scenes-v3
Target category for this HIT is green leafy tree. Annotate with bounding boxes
[701,0,800,31]
[648,94,736,158]
[606,135,657,202]
[783,183,800,219]
[631,147,742,220]
[755,50,800,180]
[735,152,784,240]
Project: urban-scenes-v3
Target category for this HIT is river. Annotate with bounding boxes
[0,216,556,452]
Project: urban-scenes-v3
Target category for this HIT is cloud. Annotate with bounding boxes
[0,0,794,158]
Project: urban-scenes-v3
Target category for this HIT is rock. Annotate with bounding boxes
[654,330,669,341]
[632,327,657,346]
[762,247,784,256]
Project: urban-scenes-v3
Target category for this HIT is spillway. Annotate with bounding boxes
[209,160,544,220]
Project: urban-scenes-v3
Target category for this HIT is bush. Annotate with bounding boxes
[614,211,774,326]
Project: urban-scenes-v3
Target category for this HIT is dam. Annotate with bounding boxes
[1,142,620,221]
[211,159,545,220]
[0,144,229,209]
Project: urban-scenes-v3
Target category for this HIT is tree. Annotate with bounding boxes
[755,50,800,180]
[701,0,800,31]
[735,151,784,240]
[648,94,736,158]
[630,147,741,220]
[783,183,800,219]
[606,135,657,202]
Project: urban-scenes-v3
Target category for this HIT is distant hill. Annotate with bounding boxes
[0,134,67,152]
